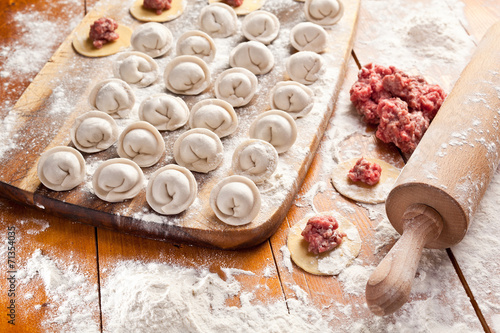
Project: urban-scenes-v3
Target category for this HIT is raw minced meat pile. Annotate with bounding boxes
[350,63,446,153]
[301,215,346,254]
[348,157,381,186]
[89,17,119,49]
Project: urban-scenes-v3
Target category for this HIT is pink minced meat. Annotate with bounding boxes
[223,0,244,6]
[348,157,382,186]
[301,215,346,255]
[89,17,119,49]
[143,0,172,15]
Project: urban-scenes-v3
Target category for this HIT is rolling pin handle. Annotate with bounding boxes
[365,203,443,316]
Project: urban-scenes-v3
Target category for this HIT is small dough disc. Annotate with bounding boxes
[331,157,400,204]
[287,211,361,275]
[73,24,132,58]
[208,0,265,16]
[130,0,185,22]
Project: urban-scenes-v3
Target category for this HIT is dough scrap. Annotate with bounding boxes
[304,0,344,27]
[331,157,400,204]
[164,55,211,95]
[189,99,238,138]
[286,51,324,85]
[70,111,119,153]
[176,30,216,62]
[231,139,278,183]
[208,0,265,16]
[229,41,274,75]
[269,81,314,119]
[248,110,297,153]
[173,128,224,173]
[214,67,258,107]
[88,78,135,118]
[117,121,165,167]
[131,22,173,58]
[130,0,185,22]
[37,146,86,191]
[138,93,189,131]
[113,51,159,88]
[290,22,328,53]
[287,211,361,275]
[209,175,261,226]
[146,164,197,215]
[241,10,279,45]
[198,3,238,38]
[73,24,132,58]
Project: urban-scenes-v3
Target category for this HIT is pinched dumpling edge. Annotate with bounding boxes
[231,139,279,183]
[304,0,344,27]
[37,146,86,191]
[189,98,238,138]
[131,22,173,58]
[173,128,224,173]
[163,55,211,95]
[214,67,258,107]
[290,22,328,53]
[138,93,190,131]
[269,81,315,119]
[117,121,165,167]
[88,78,136,118]
[198,2,238,38]
[285,51,324,85]
[176,30,217,62]
[248,110,298,153]
[241,10,280,45]
[70,111,119,153]
[112,51,160,87]
[229,41,274,75]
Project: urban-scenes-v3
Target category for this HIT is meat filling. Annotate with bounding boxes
[223,0,244,7]
[347,157,382,186]
[143,0,172,15]
[89,17,119,49]
[301,215,346,255]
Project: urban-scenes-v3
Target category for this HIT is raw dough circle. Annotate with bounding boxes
[173,128,224,173]
[209,175,261,226]
[73,24,132,58]
[229,41,274,75]
[287,211,362,275]
[70,111,119,153]
[130,0,185,22]
[88,78,135,118]
[304,0,344,27]
[198,3,238,38]
[146,164,197,215]
[92,158,145,202]
[249,110,297,153]
[241,10,280,45]
[138,93,189,131]
[269,81,314,119]
[189,99,238,138]
[208,0,265,16]
[290,22,328,53]
[176,30,216,62]
[331,157,401,204]
[131,22,173,58]
[232,139,278,183]
[163,55,211,95]
[37,146,86,191]
[117,121,165,167]
[113,51,159,87]
[214,67,258,107]
[286,51,324,85]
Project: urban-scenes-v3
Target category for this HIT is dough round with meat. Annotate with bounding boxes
[208,0,265,16]
[232,139,278,183]
[37,147,86,191]
[117,121,165,167]
[331,157,400,204]
[286,51,324,85]
[304,0,344,27]
[189,99,238,138]
[229,41,274,75]
[73,24,132,58]
[290,22,328,53]
[89,78,135,118]
[249,110,297,153]
[164,55,211,95]
[138,93,189,131]
[130,0,185,22]
[287,211,361,275]
[198,3,238,38]
[176,30,216,62]
[70,111,119,153]
[131,22,173,58]
[241,10,280,45]
[269,81,314,119]
[146,164,197,215]
[214,67,258,107]
[113,51,159,88]
[173,128,224,173]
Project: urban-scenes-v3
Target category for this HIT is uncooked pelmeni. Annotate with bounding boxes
[37,146,86,191]
[89,79,135,118]
[117,121,165,167]
[131,22,173,58]
[138,94,189,131]
[113,51,159,87]
[209,175,261,226]
[304,0,344,26]
[232,139,278,183]
[229,41,274,75]
[198,3,238,38]
[269,81,314,119]
[248,110,297,153]
[70,111,119,153]
[146,164,197,215]
[189,99,238,138]
[176,30,216,62]
[173,128,223,173]
[164,55,211,95]
[286,51,324,85]
[290,22,328,53]
[241,10,280,45]
[214,67,258,107]
[92,158,145,202]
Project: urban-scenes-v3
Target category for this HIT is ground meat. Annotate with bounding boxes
[376,98,429,153]
[89,17,119,49]
[143,0,172,15]
[222,0,244,6]
[348,157,382,186]
[301,215,346,255]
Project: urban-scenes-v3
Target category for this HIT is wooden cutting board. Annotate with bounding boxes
[0,0,359,249]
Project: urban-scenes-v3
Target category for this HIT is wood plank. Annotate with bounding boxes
[461,0,500,41]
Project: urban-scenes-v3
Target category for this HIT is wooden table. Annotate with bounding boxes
[1,0,499,332]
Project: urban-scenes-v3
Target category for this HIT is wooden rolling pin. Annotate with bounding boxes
[365,21,500,316]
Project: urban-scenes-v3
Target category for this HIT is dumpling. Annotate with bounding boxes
[232,139,278,183]
[286,51,324,85]
[146,164,197,215]
[304,0,344,26]
[176,30,216,62]
[189,99,238,138]
[198,3,238,38]
[209,175,261,226]
[113,51,159,87]
[70,111,119,153]
[241,10,280,45]
[229,41,274,75]
[88,78,135,118]
[117,121,165,167]
[37,146,86,191]
[173,128,223,173]
[138,93,189,131]
[131,22,173,58]
[92,158,145,202]
[214,67,258,107]
[248,110,297,153]
[290,22,328,53]
[269,81,314,119]
[163,55,211,95]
